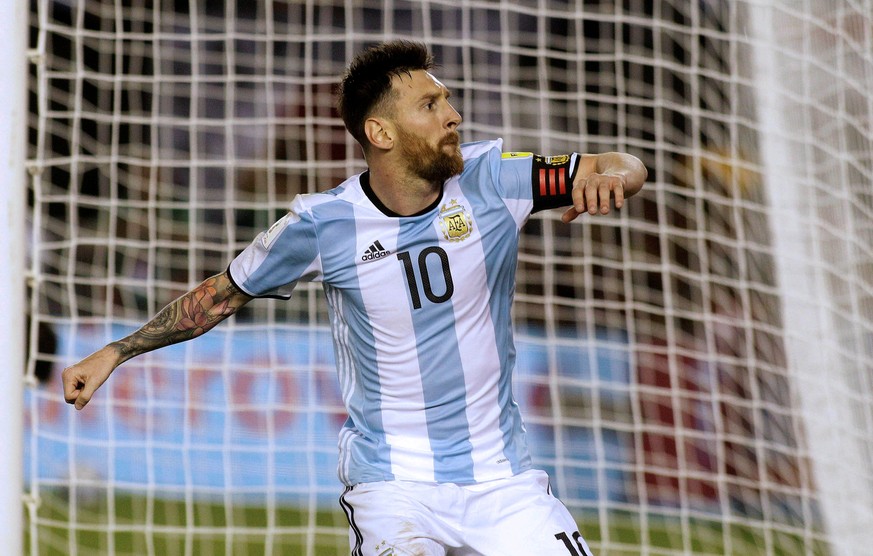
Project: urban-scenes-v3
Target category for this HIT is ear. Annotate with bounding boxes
[364,117,394,152]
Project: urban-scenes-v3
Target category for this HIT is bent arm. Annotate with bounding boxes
[62,270,252,409]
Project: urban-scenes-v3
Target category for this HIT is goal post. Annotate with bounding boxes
[1,0,29,554]
[22,1,873,555]
[749,2,873,553]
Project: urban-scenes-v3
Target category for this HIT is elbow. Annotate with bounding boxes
[619,154,647,198]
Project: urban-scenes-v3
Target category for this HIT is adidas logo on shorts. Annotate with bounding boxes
[361,240,390,261]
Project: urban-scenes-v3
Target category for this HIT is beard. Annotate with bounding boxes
[396,127,464,185]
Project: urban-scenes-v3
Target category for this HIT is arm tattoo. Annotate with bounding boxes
[109,274,249,363]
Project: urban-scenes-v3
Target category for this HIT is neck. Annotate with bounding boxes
[367,163,442,216]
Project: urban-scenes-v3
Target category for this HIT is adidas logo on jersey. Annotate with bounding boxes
[361,240,390,261]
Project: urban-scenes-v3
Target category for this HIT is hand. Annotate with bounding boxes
[561,172,627,223]
[62,346,119,410]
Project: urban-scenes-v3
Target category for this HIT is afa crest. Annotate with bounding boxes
[438,199,473,242]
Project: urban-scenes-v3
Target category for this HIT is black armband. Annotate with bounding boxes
[531,154,579,213]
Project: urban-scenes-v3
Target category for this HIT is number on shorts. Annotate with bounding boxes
[554,531,591,556]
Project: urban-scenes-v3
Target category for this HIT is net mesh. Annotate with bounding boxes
[24,1,873,554]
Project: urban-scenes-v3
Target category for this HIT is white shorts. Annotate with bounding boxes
[339,469,594,556]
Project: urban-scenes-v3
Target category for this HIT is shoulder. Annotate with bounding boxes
[460,139,503,163]
[459,139,537,172]
[458,140,507,186]
[291,174,368,214]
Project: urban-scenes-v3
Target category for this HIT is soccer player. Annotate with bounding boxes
[63,40,646,555]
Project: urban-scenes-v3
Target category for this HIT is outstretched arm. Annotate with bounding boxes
[62,270,252,410]
[561,152,648,223]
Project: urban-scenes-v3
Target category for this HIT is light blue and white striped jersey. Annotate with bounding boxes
[229,139,579,486]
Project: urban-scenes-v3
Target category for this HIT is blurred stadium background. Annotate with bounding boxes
[10,0,873,554]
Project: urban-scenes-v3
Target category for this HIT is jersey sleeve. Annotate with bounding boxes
[227,194,323,299]
[496,151,581,213]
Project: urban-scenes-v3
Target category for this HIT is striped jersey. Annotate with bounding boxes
[228,139,580,486]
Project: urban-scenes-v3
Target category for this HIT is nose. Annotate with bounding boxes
[446,104,462,130]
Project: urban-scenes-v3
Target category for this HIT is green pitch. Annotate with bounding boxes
[25,490,827,555]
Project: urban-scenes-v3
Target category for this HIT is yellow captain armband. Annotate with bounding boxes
[501,152,533,159]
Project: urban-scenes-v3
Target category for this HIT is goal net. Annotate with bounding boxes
[22,1,873,555]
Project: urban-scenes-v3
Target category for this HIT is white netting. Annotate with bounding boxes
[23,1,873,554]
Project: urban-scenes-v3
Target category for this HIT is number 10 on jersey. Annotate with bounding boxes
[396,247,454,310]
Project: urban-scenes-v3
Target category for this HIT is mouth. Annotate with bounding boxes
[441,133,460,147]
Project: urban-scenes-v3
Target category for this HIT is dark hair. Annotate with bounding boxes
[337,40,434,148]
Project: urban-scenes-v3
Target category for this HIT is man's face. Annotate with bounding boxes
[388,70,464,183]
